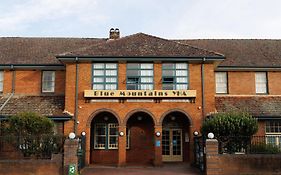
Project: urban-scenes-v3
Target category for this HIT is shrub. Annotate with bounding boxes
[3,112,57,158]
[250,143,281,154]
[201,111,258,153]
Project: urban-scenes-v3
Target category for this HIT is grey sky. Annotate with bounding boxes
[0,0,280,39]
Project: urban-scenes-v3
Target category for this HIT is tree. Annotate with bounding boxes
[201,111,258,153]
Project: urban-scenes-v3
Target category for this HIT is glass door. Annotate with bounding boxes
[162,129,183,161]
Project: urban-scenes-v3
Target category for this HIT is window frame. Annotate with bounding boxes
[0,71,3,93]
[215,72,228,94]
[41,71,55,93]
[92,63,118,90]
[162,63,189,90]
[255,72,268,94]
[93,123,131,150]
[265,121,281,147]
[126,63,154,90]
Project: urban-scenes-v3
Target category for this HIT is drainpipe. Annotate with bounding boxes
[74,57,79,135]
[201,58,206,122]
[0,65,15,111]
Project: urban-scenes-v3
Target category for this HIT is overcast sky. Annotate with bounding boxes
[0,0,280,39]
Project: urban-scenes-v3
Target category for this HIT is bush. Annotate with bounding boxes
[4,112,54,136]
[250,143,281,154]
[3,112,57,158]
[201,111,258,153]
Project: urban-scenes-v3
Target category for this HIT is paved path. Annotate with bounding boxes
[81,163,201,175]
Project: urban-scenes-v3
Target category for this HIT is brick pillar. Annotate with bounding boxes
[205,139,222,175]
[153,125,162,166]
[118,125,126,167]
[64,139,79,175]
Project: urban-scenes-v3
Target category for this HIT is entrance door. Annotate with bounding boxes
[162,129,183,161]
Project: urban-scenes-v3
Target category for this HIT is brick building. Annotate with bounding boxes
[0,29,280,166]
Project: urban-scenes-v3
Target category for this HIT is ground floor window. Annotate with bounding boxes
[94,123,118,149]
[94,123,130,149]
[265,120,281,147]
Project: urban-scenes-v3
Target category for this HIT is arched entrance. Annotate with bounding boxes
[161,111,191,162]
[125,111,155,165]
[90,111,119,165]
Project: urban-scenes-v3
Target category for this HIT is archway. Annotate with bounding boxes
[125,111,155,165]
[90,111,119,165]
[161,110,191,162]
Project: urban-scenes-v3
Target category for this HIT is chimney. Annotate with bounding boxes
[109,28,120,39]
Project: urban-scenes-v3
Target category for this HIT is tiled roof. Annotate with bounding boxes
[60,33,223,57]
[215,96,281,117]
[176,39,281,68]
[0,95,68,117]
[0,37,105,65]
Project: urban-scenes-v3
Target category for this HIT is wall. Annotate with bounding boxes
[63,62,217,165]
[0,154,62,175]
[205,139,281,175]
[3,70,65,95]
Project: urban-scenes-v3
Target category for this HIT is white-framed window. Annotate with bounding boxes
[94,123,131,149]
[92,63,118,90]
[42,71,55,93]
[255,72,268,94]
[265,121,281,148]
[0,71,3,92]
[127,63,154,90]
[162,63,188,90]
[94,123,118,149]
[215,72,228,94]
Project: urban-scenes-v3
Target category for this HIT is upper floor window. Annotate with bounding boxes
[126,63,153,90]
[162,63,188,90]
[42,71,55,93]
[92,63,118,90]
[215,72,228,94]
[255,72,268,94]
[0,71,3,92]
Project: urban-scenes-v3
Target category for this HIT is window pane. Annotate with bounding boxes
[0,71,3,92]
[93,63,104,69]
[93,84,104,90]
[141,77,153,83]
[106,77,117,83]
[163,84,174,90]
[140,70,153,76]
[106,70,117,76]
[176,84,188,90]
[163,70,174,76]
[93,70,104,76]
[42,71,55,92]
[127,84,137,90]
[255,72,267,93]
[215,72,227,93]
[177,77,187,83]
[127,63,139,69]
[162,63,174,69]
[105,84,117,90]
[140,63,153,69]
[106,63,117,69]
[163,77,174,83]
[93,77,104,83]
[127,70,138,76]
[176,70,187,76]
[176,63,187,69]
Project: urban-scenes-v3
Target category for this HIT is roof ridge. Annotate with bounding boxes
[174,40,225,57]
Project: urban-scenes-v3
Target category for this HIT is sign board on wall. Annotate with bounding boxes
[84,90,196,98]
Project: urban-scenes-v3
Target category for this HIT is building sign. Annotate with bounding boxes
[84,90,196,98]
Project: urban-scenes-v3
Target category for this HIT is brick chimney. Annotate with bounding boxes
[109,28,120,39]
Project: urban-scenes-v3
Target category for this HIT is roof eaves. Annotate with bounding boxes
[216,66,281,71]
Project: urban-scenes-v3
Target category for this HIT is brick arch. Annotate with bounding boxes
[86,108,121,128]
[159,108,193,126]
[123,108,157,125]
